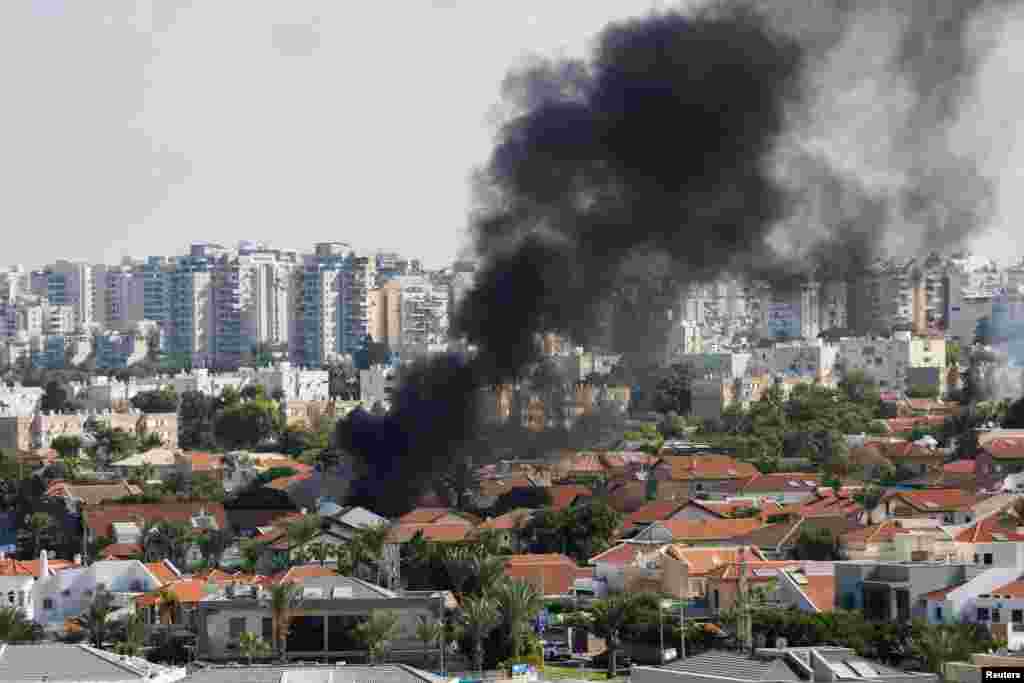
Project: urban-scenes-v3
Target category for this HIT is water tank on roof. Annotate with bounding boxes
[317,500,343,517]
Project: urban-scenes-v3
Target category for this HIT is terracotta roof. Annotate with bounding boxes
[954,514,1024,543]
[741,473,822,494]
[801,573,836,612]
[705,558,802,581]
[984,438,1024,460]
[270,564,339,584]
[841,521,912,546]
[606,480,689,514]
[923,582,967,601]
[600,452,658,469]
[265,471,314,490]
[182,451,225,472]
[101,543,142,559]
[663,546,766,575]
[888,489,980,513]
[655,455,758,481]
[136,578,209,607]
[479,509,534,531]
[906,398,953,413]
[589,542,667,567]
[780,492,864,519]
[0,558,74,577]
[144,561,179,585]
[504,553,581,595]
[655,518,764,542]
[625,500,689,528]
[884,416,947,434]
[944,460,976,474]
[386,523,475,543]
[548,485,592,511]
[478,478,535,498]
[562,453,608,474]
[991,579,1024,598]
[83,502,228,539]
[397,508,474,525]
[45,480,140,505]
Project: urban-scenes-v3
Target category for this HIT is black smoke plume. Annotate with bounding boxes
[341,0,1013,514]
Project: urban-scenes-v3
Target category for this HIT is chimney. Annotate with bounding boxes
[73,553,82,566]
[301,507,308,516]
[40,548,48,577]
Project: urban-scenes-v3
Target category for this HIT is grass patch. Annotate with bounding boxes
[542,665,627,681]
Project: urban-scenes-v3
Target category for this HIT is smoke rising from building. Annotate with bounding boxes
[341,0,1018,511]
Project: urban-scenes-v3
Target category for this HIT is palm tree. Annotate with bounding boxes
[239,631,271,664]
[161,520,193,569]
[25,512,54,557]
[284,514,322,561]
[330,543,356,575]
[587,593,660,679]
[492,579,543,660]
[139,518,164,562]
[78,587,116,649]
[415,615,444,670]
[470,555,507,597]
[443,546,477,597]
[460,595,499,674]
[116,611,146,656]
[350,523,390,585]
[305,541,332,567]
[197,528,234,569]
[239,538,265,573]
[0,607,41,642]
[356,610,400,665]
[269,581,304,660]
[157,586,180,625]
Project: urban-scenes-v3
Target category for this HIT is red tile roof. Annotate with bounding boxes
[504,554,582,595]
[397,508,475,525]
[781,568,836,612]
[144,561,180,585]
[944,460,977,474]
[781,492,864,519]
[45,480,141,505]
[0,558,75,577]
[387,523,475,543]
[742,473,822,494]
[841,521,913,546]
[888,489,980,513]
[548,485,592,511]
[182,451,225,472]
[625,500,689,528]
[984,438,1024,460]
[954,514,1024,543]
[663,545,766,575]
[655,518,764,542]
[136,578,210,607]
[83,502,228,539]
[589,542,666,567]
[705,558,802,581]
[265,471,314,490]
[479,509,534,531]
[270,564,339,584]
[992,579,1024,598]
[884,416,948,434]
[656,455,758,481]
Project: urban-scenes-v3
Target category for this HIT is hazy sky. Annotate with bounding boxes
[1,0,1020,271]
[0,0,667,270]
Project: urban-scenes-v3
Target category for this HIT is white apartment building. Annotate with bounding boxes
[45,304,76,336]
[834,331,946,393]
[166,254,215,368]
[104,264,147,332]
[301,243,376,366]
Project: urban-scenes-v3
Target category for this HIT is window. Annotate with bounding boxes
[130,580,143,592]
[935,606,943,621]
[1012,610,1023,623]
[229,617,246,639]
[985,553,994,565]
[43,598,54,610]
[994,609,1002,623]
[974,554,980,564]
[977,608,990,622]
[262,617,273,643]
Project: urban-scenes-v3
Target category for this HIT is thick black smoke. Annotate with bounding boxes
[341,0,1014,513]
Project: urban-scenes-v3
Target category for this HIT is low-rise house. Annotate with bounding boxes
[195,573,445,661]
[606,479,690,514]
[630,646,937,683]
[503,553,593,598]
[631,517,765,546]
[873,489,980,525]
[931,577,1024,649]
[621,500,691,536]
[174,451,225,483]
[734,516,861,560]
[0,643,186,683]
[779,489,864,520]
[33,557,170,627]
[976,433,1024,489]
[704,555,809,613]
[44,480,141,514]
[547,484,593,511]
[739,473,822,504]
[478,508,534,551]
[651,455,759,499]
[589,541,671,593]
[840,520,957,562]
[645,544,767,605]
[109,448,178,479]
[775,563,837,613]
[181,664,450,683]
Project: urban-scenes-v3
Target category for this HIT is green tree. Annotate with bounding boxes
[240,384,267,402]
[269,581,303,660]
[0,607,43,642]
[349,523,391,586]
[415,615,444,670]
[137,432,164,453]
[461,595,500,674]
[51,435,84,480]
[654,363,695,415]
[189,473,224,502]
[196,528,234,568]
[793,528,841,561]
[25,512,54,557]
[115,610,146,656]
[239,631,272,664]
[492,579,544,660]
[356,610,400,665]
[586,593,661,678]
[130,387,178,413]
[215,398,282,449]
[283,514,322,558]
[77,587,115,649]
[906,385,940,399]
[838,370,880,406]
[179,391,217,449]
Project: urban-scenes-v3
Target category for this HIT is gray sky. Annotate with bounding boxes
[0,0,663,270]
[0,0,1019,271]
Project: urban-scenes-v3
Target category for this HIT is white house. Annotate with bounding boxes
[33,558,166,627]
[0,573,36,620]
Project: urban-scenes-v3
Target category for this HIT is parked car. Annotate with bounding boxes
[544,644,572,661]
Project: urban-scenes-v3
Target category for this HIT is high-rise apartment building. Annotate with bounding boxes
[166,254,215,368]
[45,260,94,331]
[104,264,147,332]
[301,242,376,366]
